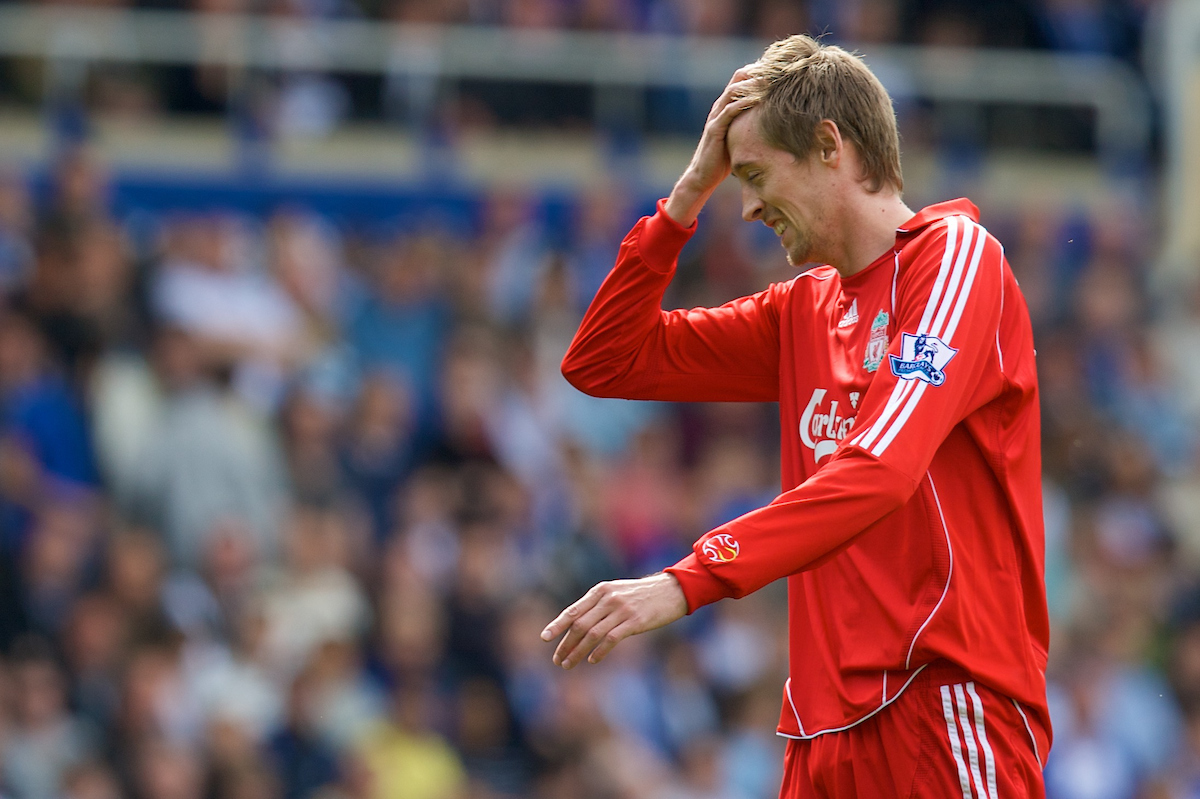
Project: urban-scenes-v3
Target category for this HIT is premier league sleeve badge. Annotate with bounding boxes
[889,332,958,386]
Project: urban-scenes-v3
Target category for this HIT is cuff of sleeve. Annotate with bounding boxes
[636,198,698,274]
[664,552,736,614]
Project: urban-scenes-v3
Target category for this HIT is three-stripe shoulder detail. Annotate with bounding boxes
[849,215,992,458]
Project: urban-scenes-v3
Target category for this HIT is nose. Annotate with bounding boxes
[741,186,763,223]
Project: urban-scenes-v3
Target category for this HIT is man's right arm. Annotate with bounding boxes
[561,200,781,402]
[561,67,777,402]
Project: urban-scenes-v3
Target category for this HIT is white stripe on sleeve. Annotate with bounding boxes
[868,221,989,457]
[917,216,961,333]
[941,227,989,343]
[852,217,965,451]
[929,221,978,338]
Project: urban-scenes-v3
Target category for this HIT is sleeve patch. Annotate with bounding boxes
[888,332,958,386]
[701,533,741,563]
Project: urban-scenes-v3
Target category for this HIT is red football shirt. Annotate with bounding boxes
[561,198,1051,757]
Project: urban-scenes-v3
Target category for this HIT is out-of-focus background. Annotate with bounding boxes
[0,1,1198,797]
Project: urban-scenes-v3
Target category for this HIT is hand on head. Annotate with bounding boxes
[664,66,763,227]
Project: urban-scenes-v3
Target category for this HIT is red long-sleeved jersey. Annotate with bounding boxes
[561,198,1051,756]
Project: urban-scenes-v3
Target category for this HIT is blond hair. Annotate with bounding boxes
[744,35,902,193]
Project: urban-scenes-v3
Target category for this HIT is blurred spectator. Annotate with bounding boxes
[346,233,451,428]
[601,425,689,573]
[720,683,785,799]
[1046,644,1183,797]
[341,371,420,537]
[62,592,129,732]
[112,325,288,567]
[25,216,136,378]
[132,738,206,799]
[0,309,98,503]
[355,682,468,799]
[695,597,779,697]
[480,190,553,326]
[656,736,751,799]
[0,638,99,799]
[20,500,103,636]
[564,184,634,312]
[151,213,309,411]
[264,667,343,799]
[184,601,284,747]
[0,175,34,297]
[280,382,348,505]
[304,638,388,752]
[259,504,372,679]
[44,151,110,231]
[266,209,348,345]
[433,330,503,466]
[60,761,121,799]
[660,637,721,753]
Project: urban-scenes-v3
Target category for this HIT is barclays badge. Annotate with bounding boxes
[888,332,958,386]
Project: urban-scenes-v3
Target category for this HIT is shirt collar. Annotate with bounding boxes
[896,198,980,239]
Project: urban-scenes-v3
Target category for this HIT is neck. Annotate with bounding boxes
[828,189,914,279]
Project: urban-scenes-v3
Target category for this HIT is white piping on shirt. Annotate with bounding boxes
[996,244,1006,373]
[906,471,954,669]
[777,663,929,741]
[783,678,806,736]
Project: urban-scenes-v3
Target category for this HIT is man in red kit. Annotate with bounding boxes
[540,34,1050,798]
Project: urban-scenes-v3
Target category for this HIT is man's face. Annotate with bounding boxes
[727,108,832,267]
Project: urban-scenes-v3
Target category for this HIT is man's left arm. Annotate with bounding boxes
[544,217,1017,664]
[669,216,1014,608]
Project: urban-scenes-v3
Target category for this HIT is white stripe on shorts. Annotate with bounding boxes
[968,682,999,799]
[941,684,973,799]
[955,684,989,799]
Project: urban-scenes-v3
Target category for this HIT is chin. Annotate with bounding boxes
[784,243,810,268]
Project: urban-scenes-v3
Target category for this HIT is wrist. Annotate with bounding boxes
[664,173,712,227]
[664,553,735,614]
[650,571,689,622]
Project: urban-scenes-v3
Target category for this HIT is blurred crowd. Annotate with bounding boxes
[0,0,1153,140]
[0,136,1199,799]
[11,0,1143,55]
[0,150,800,799]
[0,1,1187,798]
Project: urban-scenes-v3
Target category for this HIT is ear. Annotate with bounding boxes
[814,120,842,168]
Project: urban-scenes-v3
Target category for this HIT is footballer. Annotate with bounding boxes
[542,34,1050,797]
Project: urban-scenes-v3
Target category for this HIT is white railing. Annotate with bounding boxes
[1159,0,1200,280]
[0,4,1152,160]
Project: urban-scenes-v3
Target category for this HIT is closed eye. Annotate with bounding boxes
[732,161,763,184]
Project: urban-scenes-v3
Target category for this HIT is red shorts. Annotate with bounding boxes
[779,662,1047,798]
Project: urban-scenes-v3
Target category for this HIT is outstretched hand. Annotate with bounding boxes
[541,572,688,669]
[664,66,762,227]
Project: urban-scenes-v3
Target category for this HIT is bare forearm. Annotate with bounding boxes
[663,173,716,228]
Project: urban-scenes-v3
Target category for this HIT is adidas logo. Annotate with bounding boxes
[838,299,859,328]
